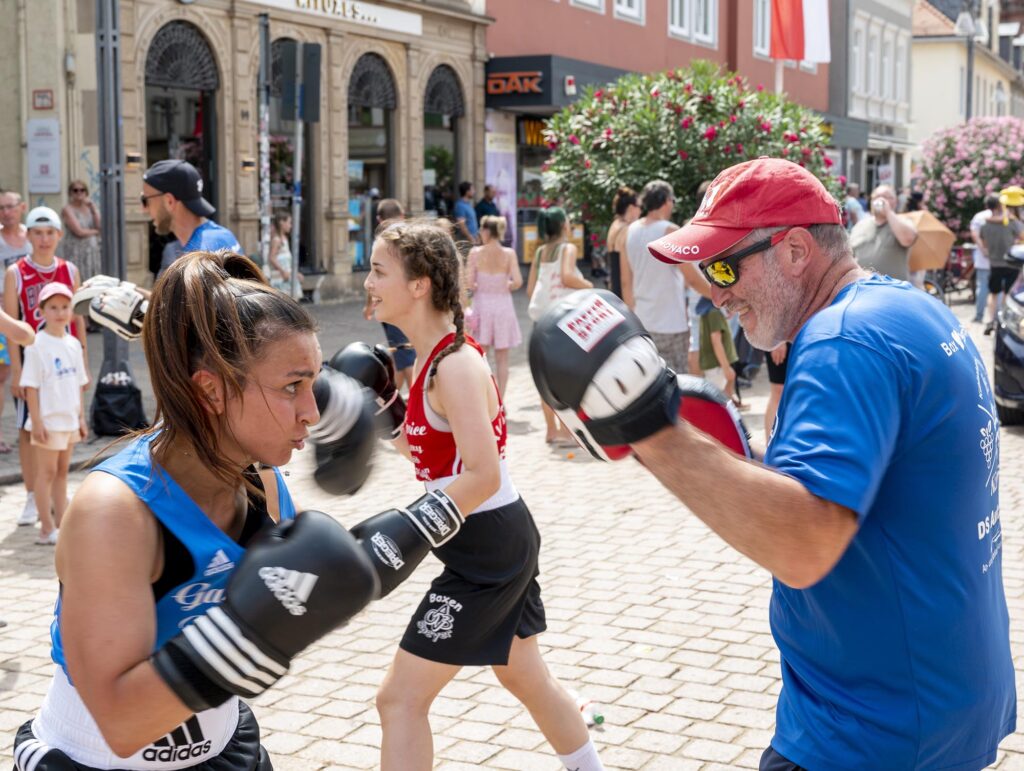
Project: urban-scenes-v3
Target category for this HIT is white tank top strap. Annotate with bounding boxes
[425,458,520,513]
[421,380,449,432]
[33,666,238,770]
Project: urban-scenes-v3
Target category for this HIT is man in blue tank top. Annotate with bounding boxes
[628,158,1015,770]
[141,160,242,260]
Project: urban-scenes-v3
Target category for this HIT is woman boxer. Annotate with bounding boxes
[12,251,378,771]
[360,220,605,771]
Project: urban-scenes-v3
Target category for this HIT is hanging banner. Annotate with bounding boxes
[485,110,517,250]
[27,118,61,194]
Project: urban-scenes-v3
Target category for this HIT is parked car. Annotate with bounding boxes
[993,254,1024,425]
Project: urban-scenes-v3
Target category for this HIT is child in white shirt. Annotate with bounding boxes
[20,283,89,544]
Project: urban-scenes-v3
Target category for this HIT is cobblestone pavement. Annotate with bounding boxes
[3,289,1024,769]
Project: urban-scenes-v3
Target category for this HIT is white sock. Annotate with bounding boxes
[558,740,605,771]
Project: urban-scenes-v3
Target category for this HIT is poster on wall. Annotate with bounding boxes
[27,118,61,194]
[484,110,517,250]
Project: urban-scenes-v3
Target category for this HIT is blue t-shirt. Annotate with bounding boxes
[454,199,478,237]
[765,276,1015,769]
[182,220,243,255]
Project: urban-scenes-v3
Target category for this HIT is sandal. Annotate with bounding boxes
[0,441,11,454]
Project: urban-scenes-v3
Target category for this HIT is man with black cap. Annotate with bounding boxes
[529,158,1015,770]
[141,160,241,265]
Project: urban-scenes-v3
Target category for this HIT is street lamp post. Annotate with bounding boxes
[955,0,980,121]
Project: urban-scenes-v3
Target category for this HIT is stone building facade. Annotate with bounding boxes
[1,0,489,295]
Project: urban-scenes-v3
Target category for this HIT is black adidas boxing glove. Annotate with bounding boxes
[350,490,464,598]
[309,367,378,496]
[329,342,406,440]
[529,289,751,461]
[151,511,379,713]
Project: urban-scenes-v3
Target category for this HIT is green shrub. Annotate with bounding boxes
[543,60,842,241]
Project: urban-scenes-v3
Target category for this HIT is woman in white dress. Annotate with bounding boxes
[266,212,303,299]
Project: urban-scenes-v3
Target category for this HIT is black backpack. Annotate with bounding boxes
[90,366,148,437]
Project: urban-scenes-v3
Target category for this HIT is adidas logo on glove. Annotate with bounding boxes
[258,567,319,616]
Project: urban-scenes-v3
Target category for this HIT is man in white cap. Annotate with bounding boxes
[3,205,85,529]
[529,157,1015,770]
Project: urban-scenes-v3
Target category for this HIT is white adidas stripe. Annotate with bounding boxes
[193,616,276,690]
[285,569,318,604]
[208,607,288,676]
[182,610,285,696]
[310,374,364,442]
[183,623,266,697]
[15,738,46,771]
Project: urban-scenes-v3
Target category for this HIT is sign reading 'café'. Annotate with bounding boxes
[248,0,423,36]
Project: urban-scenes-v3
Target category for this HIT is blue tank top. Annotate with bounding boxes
[50,433,296,676]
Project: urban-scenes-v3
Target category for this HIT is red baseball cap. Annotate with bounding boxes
[648,158,842,264]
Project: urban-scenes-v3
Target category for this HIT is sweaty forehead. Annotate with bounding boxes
[256,331,320,369]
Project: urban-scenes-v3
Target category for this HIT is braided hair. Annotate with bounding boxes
[376,220,465,384]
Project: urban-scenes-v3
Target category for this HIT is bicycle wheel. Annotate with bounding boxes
[923,272,946,304]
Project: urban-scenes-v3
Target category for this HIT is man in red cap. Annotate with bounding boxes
[529,158,1015,770]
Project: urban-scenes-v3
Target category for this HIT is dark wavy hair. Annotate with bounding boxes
[612,186,638,217]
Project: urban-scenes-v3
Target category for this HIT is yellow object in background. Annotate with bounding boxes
[520,222,585,263]
[999,186,1024,209]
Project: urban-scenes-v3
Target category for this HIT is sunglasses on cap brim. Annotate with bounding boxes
[700,226,805,288]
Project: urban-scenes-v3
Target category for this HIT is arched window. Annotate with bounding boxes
[424,65,464,117]
[348,54,397,269]
[144,21,219,276]
[423,65,465,217]
[266,38,316,271]
[145,21,219,91]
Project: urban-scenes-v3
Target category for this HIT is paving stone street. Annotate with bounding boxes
[2,289,1024,769]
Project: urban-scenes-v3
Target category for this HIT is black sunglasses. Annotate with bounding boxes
[700,227,800,288]
[140,192,163,208]
[70,187,86,193]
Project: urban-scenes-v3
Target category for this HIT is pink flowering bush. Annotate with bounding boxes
[920,117,1024,236]
[543,60,841,234]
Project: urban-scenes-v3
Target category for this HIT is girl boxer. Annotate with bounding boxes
[360,220,605,771]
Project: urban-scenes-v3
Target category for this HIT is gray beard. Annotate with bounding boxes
[742,261,802,351]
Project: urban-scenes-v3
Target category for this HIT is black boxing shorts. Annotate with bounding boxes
[399,496,546,666]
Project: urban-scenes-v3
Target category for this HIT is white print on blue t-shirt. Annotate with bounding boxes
[938,323,970,358]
